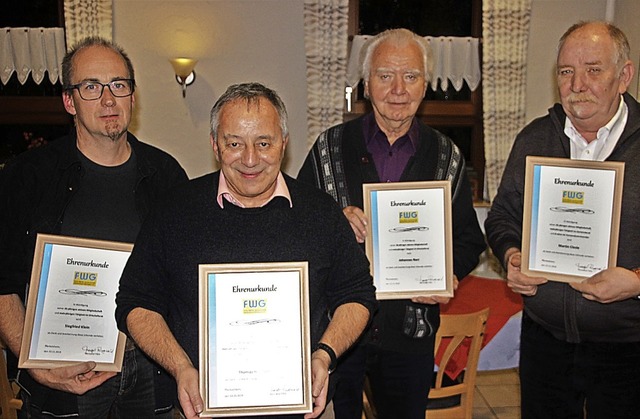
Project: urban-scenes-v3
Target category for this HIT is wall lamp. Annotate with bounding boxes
[169,58,198,97]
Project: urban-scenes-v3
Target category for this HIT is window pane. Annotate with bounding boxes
[359,0,473,37]
[431,126,473,163]
[1,1,65,96]
[0,74,64,97]
[1,0,63,27]
[424,125,482,201]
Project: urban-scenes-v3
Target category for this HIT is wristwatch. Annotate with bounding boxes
[315,342,337,374]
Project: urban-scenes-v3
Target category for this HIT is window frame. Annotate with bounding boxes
[0,0,69,125]
[347,0,485,201]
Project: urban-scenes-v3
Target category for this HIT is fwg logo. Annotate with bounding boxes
[399,211,418,224]
[562,190,584,204]
[73,271,98,286]
[243,299,267,314]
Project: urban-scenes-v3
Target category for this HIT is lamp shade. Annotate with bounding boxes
[169,58,198,78]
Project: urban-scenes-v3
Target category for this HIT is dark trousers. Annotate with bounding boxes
[366,345,434,419]
[20,347,171,419]
[330,342,434,419]
[520,313,640,419]
[331,343,368,419]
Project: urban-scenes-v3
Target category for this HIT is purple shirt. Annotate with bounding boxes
[363,113,419,182]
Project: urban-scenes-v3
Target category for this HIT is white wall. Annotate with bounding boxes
[615,0,640,99]
[525,0,640,123]
[525,0,609,123]
[111,0,640,179]
[113,0,307,179]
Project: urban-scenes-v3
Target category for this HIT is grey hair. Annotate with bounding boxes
[62,36,135,89]
[209,82,289,140]
[557,21,630,70]
[359,28,434,83]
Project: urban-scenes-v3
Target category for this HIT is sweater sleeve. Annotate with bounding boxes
[451,167,487,279]
[484,131,529,268]
[296,144,321,188]
[0,160,34,297]
[115,208,171,337]
[323,197,377,319]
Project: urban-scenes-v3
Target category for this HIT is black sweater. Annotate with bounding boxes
[116,172,377,368]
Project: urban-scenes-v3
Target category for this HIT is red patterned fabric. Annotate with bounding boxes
[435,275,523,379]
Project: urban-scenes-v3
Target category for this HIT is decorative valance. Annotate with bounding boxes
[0,27,66,85]
[346,35,481,92]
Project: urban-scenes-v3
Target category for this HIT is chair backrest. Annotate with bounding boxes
[0,339,21,419]
[426,307,489,419]
[361,374,376,419]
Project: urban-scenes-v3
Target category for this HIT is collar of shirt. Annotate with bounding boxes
[216,171,293,209]
[363,113,419,182]
[565,95,628,161]
[363,113,419,150]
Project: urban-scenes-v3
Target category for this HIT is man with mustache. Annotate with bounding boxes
[485,21,640,417]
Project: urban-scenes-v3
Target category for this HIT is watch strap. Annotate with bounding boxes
[315,342,337,373]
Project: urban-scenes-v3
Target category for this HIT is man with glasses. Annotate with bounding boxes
[0,37,187,418]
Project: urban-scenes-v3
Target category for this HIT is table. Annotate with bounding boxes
[436,275,523,378]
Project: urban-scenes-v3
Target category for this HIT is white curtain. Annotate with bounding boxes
[0,28,66,85]
[64,0,113,47]
[303,0,349,149]
[347,35,481,92]
[482,0,532,201]
[0,2,112,87]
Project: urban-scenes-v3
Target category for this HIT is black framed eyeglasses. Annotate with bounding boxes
[66,79,135,101]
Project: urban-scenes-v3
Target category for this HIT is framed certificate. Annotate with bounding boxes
[363,181,454,299]
[19,234,130,371]
[198,262,312,417]
[522,156,624,283]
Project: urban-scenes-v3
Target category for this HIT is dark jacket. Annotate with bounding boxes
[485,92,640,343]
[298,115,486,354]
[0,132,188,415]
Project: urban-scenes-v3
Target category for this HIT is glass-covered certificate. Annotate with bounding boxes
[363,181,454,299]
[198,262,312,417]
[522,156,624,283]
[19,234,130,371]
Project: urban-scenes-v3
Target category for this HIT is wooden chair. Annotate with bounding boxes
[361,375,376,419]
[0,339,22,419]
[361,308,489,419]
[426,308,489,419]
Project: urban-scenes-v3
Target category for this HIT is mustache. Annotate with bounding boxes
[567,93,596,104]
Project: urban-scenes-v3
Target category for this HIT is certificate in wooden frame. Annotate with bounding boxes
[198,261,312,417]
[363,181,454,299]
[19,234,130,371]
[522,156,624,283]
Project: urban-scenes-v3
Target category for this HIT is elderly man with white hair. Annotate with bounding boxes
[298,28,485,419]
